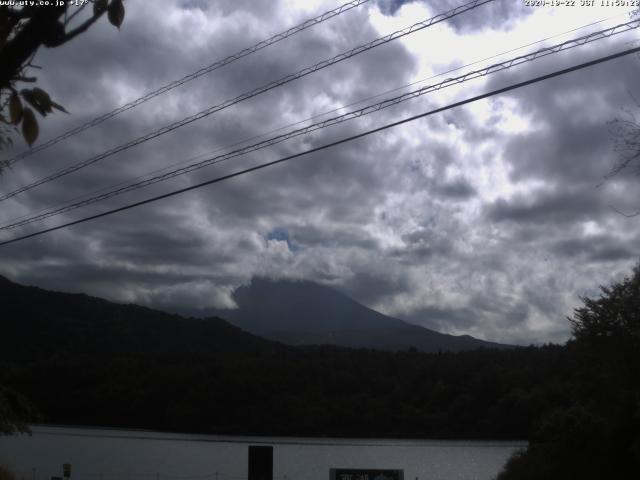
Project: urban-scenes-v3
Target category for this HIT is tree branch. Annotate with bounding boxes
[47,9,105,47]
[64,3,88,26]
[0,6,66,88]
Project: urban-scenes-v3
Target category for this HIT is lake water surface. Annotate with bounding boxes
[0,426,525,480]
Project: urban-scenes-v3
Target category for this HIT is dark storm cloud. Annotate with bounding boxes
[179,0,211,10]
[393,250,570,343]
[389,227,455,261]
[502,124,613,186]
[0,0,414,217]
[1,199,256,308]
[473,35,640,258]
[376,0,405,15]
[208,0,276,16]
[14,262,199,295]
[0,0,419,309]
[340,270,412,305]
[432,176,476,199]
[0,228,90,268]
[402,304,478,331]
[2,0,640,345]
[376,0,531,32]
[550,234,637,263]
[16,0,416,200]
[486,187,606,225]
[520,283,560,318]
[289,223,381,250]
[486,40,640,184]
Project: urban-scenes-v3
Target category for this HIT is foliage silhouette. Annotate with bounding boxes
[0,274,561,439]
[498,264,640,479]
[0,0,124,163]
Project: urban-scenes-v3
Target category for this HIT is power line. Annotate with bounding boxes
[4,0,372,166]
[2,11,622,229]
[2,18,637,231]
[2,11,619,230]
[1,44,638,248]
[0,0,496,203]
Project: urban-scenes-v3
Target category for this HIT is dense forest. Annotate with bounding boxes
[0,274,565,439]
[0,266,638,478]
[497,264,640,479]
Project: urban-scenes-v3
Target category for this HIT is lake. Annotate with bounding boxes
[0,426,525,480]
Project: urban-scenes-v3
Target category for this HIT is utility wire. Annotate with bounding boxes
[2,11,618,229]
[2,10,622,229]
[2,18,638,231]
[4,0,372,166]
[1,44,639,248]
[0,0,496,203]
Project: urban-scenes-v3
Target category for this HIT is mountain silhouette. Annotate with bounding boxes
[213,277,510,352]
[0,275,276,361]
[0,274,509,355]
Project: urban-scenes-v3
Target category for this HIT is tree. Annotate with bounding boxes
[498,264,640,479]
[606,88,640,217]
[0,385,39,435]
[0,0,125,434]
[608,101,640,179]
[570,263,640,352]
[0,0,125,169]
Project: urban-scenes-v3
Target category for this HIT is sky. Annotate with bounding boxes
[1,0,640,345]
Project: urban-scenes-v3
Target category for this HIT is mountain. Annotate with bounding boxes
[212,277,510,352]
[0,274,563,439]
[0,275,278,362]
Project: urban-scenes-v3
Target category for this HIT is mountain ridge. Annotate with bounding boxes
[0,274,510,353]
[210,277,511,352]
[0,275,279,362]
[0,274,554,439]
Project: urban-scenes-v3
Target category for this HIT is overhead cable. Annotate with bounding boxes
[2,11,620,230]
[3,18,638,231]
[0,0,496,202]
[1,43,639,247]
[4,0,372,166]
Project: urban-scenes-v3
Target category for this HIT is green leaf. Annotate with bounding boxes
[107,0,125,29]
[93,0,108,15]
[32,87,52,108]
[21,88,50,117]
[21,108,39,146]
[9,92,23,125]
[51,102,69,114]
[20,88,67,116]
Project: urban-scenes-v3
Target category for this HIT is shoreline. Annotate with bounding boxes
[23,425,528,448]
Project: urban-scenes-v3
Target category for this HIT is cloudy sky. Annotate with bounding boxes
[1,0,640,345]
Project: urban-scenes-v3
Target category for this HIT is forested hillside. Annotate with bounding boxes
[1,275,558,438]
[1,269,638,480]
